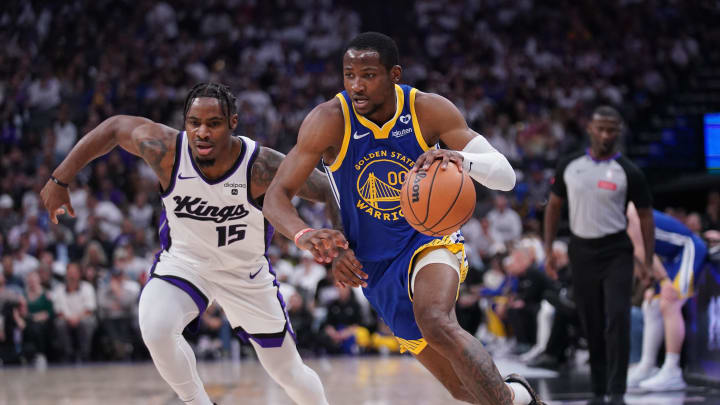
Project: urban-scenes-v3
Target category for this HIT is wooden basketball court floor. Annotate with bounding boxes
[2,356,719,405]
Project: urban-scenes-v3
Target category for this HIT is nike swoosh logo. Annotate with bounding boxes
[249,265,263,279]
[353,131,371,140]
[178,174,197,180]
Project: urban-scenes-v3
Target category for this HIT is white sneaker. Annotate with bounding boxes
[638,366,687,391]
[627,365,659,388]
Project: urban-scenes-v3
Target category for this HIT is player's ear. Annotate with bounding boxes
[230,113,239,130]
[390,65,402,84]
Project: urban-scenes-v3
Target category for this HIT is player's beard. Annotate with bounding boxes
[194,156,216,167]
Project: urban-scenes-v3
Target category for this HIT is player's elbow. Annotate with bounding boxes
[487,157,516,191]
[262,183,286,214]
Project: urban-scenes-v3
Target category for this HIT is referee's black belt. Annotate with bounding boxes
[570,230,629,247]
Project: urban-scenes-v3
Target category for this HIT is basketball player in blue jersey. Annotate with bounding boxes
[264,32,544,405]
[626,203,707,391]
[40,83,333,405]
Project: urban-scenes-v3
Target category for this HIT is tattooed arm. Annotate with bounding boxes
[40,115,178,223]
[251,146,343,230]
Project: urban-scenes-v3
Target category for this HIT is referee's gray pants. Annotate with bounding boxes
[569,231,634,397]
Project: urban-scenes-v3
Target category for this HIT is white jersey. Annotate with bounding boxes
[157,132,269,270]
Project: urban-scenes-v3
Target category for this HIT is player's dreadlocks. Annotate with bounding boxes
[183,82,237,128]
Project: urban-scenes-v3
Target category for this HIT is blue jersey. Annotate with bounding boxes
[653,210,707,296]
[323,85,468,352]
[324,84,437,262]
[654,210,704,260]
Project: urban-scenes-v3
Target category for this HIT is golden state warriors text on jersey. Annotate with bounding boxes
[324,84,435,262]
[354,150,417,223]
[323,85,469,350]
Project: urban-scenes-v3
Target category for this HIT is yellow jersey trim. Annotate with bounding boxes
[651,274,694,300]
[396,337,428,355]
[352,85,404,139]
[409,88,431,151]
[406,236,468,302]
[328,94,352,172]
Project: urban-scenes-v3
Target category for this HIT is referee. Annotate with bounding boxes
[544,106,655,405]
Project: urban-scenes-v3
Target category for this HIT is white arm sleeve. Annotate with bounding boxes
[458,135,516,191]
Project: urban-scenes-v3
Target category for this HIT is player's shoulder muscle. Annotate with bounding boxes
[298,97,345,153]
[131,120,180,184]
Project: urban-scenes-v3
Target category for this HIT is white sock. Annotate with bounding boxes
[663,352,681,371]
[507,382,532,405]
[639,299,663,369]
[252,333,329,405]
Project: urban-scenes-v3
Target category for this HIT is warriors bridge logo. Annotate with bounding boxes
[354,150,415,222]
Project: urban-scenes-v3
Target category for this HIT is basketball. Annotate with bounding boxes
[400,160,476,237]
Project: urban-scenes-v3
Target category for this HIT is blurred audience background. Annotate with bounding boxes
[0,0,719,367]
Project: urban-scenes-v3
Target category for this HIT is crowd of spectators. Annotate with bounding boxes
[0,0,718,366]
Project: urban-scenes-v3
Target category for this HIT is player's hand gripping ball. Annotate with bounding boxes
[400,160,475,236]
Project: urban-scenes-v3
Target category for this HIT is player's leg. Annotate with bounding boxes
[640,257,694,390]
[412,247,539,405]
[138,278,213,405]
[660,292,686,366]
[251,332,329,405]
[211,266,328,405]
[627,292,662,388]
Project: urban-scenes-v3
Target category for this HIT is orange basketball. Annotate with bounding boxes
[400,160,476,237]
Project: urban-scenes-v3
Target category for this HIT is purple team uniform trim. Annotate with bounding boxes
[159,132,183,198]
[246,141,262,210]
[144,207,207,331]
[152,274,209,315]
[188,135,245,185]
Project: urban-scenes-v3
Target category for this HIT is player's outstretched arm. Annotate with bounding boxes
[411,92,515,191]
[263,102,351,261]
[41,115,178,223]
[251,145,344,235]
[250,146,336,204]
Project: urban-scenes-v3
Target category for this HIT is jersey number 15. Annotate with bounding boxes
[216,224,247,247]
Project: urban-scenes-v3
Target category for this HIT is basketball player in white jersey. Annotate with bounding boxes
[40,83,334,405]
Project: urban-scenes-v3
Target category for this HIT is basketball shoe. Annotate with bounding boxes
[638,366,687,391]
[626,364,659,388]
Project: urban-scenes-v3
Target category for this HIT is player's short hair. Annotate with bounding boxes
[183,82,237,128]
[344,32,400,71]
[592,105,623,124]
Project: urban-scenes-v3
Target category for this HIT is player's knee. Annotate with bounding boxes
[414,306,455,346]
[266,359,304,385]
[659,296,680,315]
[139,307,180,347]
